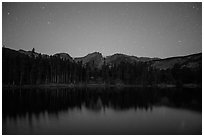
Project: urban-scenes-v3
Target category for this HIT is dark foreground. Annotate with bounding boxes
[2,87,202,135]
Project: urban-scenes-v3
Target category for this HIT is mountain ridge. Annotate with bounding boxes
[3,47,202,70]
[3,47,201,86]
[16,47,201,61]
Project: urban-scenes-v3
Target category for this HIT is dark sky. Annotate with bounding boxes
[2,2,202,58]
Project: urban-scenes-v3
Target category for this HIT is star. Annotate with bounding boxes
[178,40,183,46]
[192,6,195,9]
[7,12,10,15]
[47,21,51,25]
[41,6,45,10]
[3,39,6,44]
[184,15,189,18]
[133,41,137,45]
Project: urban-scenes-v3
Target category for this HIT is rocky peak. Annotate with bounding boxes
[53,53,73,62]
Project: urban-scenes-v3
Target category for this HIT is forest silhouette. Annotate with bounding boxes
[2,47,201,86]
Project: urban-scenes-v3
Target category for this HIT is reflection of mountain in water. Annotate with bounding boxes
[3,87,201,119]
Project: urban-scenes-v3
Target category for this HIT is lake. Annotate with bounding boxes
[2,87,202,135]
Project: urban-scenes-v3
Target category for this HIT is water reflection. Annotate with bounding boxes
[3,87,202,135]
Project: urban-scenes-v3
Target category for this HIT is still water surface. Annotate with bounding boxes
[3,87,202,135]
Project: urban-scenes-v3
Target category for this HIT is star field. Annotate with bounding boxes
[2,2,202,58]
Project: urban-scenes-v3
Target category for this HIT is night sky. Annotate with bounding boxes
[2,2,202,58]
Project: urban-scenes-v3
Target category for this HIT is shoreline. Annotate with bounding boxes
[2,83,201,89]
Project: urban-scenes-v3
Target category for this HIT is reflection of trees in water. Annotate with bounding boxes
[3,87,201,120]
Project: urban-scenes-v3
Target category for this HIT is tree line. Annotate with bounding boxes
[2,47,201,86]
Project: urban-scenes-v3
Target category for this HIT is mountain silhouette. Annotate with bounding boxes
[2,47,202,86]
[16,48,201,70]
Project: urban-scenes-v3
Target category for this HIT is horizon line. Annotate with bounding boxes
[2,46,202,60]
